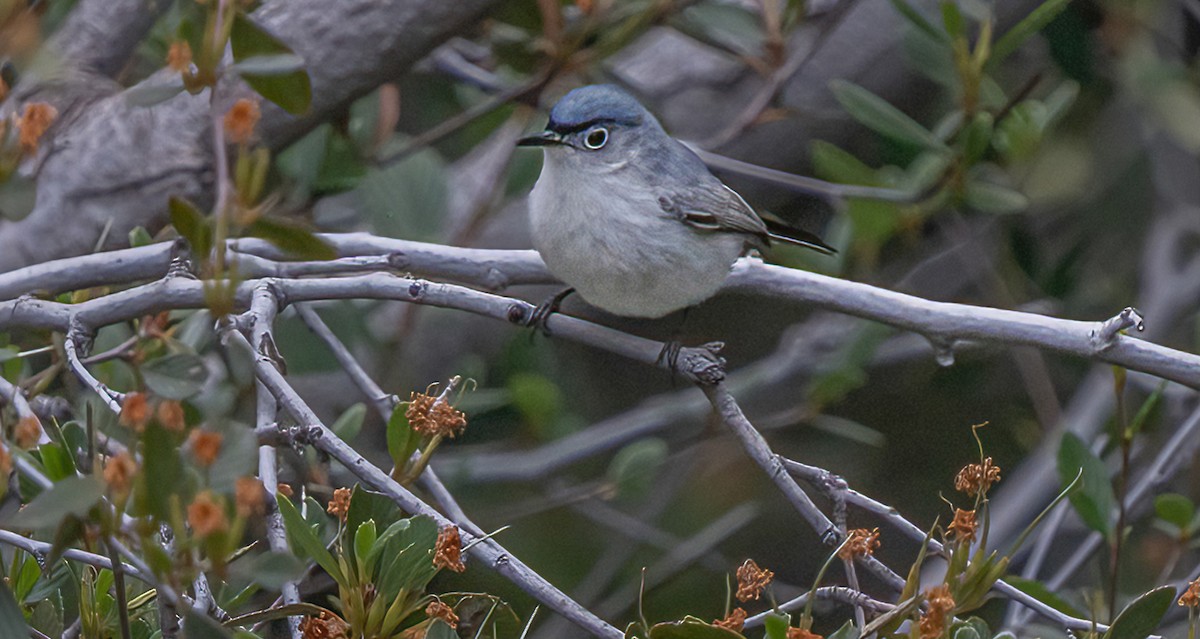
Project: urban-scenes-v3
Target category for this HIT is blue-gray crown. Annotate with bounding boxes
[546,85,648,134]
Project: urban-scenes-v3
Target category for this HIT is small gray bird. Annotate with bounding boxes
[519,84,833,320]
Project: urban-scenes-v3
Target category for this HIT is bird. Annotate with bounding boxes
[518,84,834,322]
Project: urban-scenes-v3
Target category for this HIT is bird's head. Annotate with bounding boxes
[518,84,666,172]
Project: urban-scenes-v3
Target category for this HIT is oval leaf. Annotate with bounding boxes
[0,580,29,639]
[230,14,312,114]
[230,54,305,76]
[1154,493,1194,530]
[276,494,346,588]
[1104,586,1176,639]
[964,180,1029,214]
[125,80,186,108]
[1057,432,1114,538]
[245,217,336,261]
[142,353,209,400]
[830,80,944,149]
[169,196,212,259]
[10,475,104,529]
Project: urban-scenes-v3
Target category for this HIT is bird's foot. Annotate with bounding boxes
[657,341,727,385]
[524,287,575,336]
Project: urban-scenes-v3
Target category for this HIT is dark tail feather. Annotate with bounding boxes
[764,220,838,255]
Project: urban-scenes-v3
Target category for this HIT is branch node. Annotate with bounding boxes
[1091,307,1145,352]
[387,252,410,270]
[506,302,528,325]
[676,341,726,385]
[483,267,509,291]
[407,280,426,300]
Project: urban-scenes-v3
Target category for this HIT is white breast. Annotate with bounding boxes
[528,153,744,318]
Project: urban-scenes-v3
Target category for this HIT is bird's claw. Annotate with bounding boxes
[525,287,575,336]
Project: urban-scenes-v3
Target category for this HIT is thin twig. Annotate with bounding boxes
[245,282,303,639]
[221,326,625,639]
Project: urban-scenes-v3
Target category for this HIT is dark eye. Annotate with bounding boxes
[583,127,609,150]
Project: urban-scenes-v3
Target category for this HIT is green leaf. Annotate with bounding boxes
[830,80,944,149]
[140,422,186,520]
[1057,432,1114,538]
[387,403,418,469]
[230,54,305,76]
[331,403,366,442]
[828,620,860,639]
[245,216,336,261]
[276,494,346,588]
[1103,586,1176,639]
[125,79,186,108]
[230,551,307,591]
[990,0,1072,68]
[184,609,234,638]
[607,438,669,500]
[9,475,104,528]
[649,616,745,639]
[952,626,979,639]
[763,613,790,639]
[374,516,439,599]
[507,373,563,439]
[1154,494,1194,530]
[426,620,458,639]
[128,226,154,248]
[1005,576,1085,618]
[37,442,75,481]
[346,487,399,565]
[230,14,312,114]
[961,112,995,164]
[940,1,965,39]
[0,571,28,634]
[0,579,29,639]
[810,140,883,186]
[889,0,947,42]
[964,180,1029,214]
[207,421,258,493]
[143,353,209,400]
[169,196,212,259]
[354,519,377,571]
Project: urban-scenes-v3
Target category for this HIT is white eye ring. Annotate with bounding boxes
[583,127,609,150]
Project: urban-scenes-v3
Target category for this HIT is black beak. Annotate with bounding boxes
[517,130,564,147]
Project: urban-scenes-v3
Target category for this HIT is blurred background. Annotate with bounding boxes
[4,0,1200,637]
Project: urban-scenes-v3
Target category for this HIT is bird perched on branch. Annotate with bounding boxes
[519,84,834,322]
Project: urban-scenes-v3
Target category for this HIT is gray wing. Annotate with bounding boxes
[657,181,770,243]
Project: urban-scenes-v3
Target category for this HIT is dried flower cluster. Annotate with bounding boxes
[788,628,823,639]
[188,491,228,537]
[224,98,261,145]
[327,487,352,521]
[837,527,881,560]
[948,508,978,544]
[14,415,41,449]
[15,102,57,153]
[0,443,12,477]
[157,400,186,432]
[102,452,139,495]
[299,610,350,639]
[166,40,193,73]
[119,393,150,430]
[712,607,746,631]
[425,600,458,629]
[1180,579,1200,608]
[919,584,955,639]
[955,457,1002,496]
[188,430,223,467]
[406,392,468,439]
[735,558,774,602]
[235,477,265,518]
[433,525,466,573]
